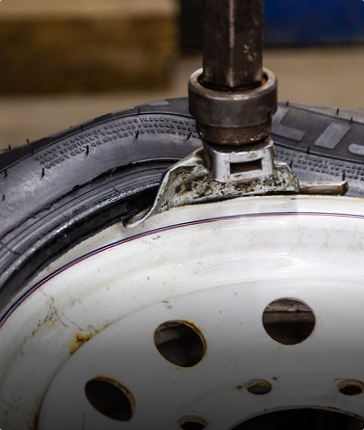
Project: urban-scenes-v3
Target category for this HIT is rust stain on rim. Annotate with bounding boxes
[70,331,98,355]
[69,322,112,355]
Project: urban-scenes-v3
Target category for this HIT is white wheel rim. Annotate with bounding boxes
[1,195,364,429]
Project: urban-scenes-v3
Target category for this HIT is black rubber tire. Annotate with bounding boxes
[1,97,364,310]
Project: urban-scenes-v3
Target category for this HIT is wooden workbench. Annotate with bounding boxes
[0,0,178,93]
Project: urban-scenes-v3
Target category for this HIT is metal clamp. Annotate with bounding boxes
[204,138,274,183]
[125,149,348,229]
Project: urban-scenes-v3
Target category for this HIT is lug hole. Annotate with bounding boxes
[338,380,364,396]
[231,408,364,429]
[85,377,134,421]
[262,298,315,345]
[179,417,207,429]
[247,380,272,395]
[154,320,206,367]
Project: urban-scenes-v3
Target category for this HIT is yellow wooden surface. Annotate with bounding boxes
[0,0,176,18]
[0,0,177,94]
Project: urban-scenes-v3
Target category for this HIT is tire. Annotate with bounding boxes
[1,97,364,310]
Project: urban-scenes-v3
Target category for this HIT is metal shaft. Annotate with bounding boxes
[202,0,264,90]
[189,0,277,153]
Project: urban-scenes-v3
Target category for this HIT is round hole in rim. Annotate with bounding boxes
[246,380,272,395]
[262,298,316,345]
[85,377,134,421]
[179,417,207,430]
[338,380,364,396]
[154,320,206,367]
[232,408,364,430]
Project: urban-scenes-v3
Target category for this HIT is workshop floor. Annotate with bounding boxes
[1,47,364,151]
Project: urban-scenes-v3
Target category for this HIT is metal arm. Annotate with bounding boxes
[189,0,277,182]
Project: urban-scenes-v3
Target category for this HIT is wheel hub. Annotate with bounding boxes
[1,196,364,429]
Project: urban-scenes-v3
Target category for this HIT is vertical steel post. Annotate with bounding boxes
[202,0,264,91]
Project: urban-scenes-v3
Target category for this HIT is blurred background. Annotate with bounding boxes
[1,0,364,150]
